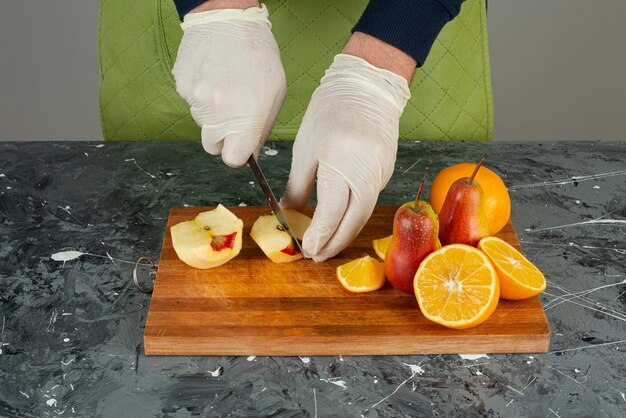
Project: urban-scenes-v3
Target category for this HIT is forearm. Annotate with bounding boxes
[173,0,259,18]
[342,32,416,84]
[353,0,463,67]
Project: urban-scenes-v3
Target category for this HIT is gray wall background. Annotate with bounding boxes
[1,0,625,141]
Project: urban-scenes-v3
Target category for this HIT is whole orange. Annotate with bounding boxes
[430,163,511,235]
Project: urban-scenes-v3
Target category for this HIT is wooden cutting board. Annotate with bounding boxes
[144,206,550,356]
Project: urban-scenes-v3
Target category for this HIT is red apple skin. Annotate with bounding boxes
[384,201,439,294]
[280,239,303,256]
[210,232,238,251]
[438,179,490,247]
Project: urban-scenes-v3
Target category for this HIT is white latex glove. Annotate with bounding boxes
[281,54,410,261]
[172,5,286,167]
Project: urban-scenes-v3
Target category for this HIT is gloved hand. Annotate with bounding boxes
[172,5,286,167]
[281,54,410,261]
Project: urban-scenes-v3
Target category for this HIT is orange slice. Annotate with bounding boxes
[478,236,546,300]
[372,235,393,260]
[414,244,499,329]
[337,255,386,293]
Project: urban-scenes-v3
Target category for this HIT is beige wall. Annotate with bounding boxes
[488,0,626,140]
[0,0,625,141]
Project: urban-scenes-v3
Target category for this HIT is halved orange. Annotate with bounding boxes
[414,244,499,329]
[478,237,546,300]
[372,235,393,260]
[337,255,385,293]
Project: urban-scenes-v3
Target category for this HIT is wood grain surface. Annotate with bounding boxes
[144,206,550,356]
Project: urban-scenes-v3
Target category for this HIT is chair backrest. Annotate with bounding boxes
[99,0,492,141]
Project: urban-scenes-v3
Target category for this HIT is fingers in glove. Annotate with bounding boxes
[301,168,350,259]
[200,125,225,156]
[311,185,378,262]
[280,138,317,210]
[221,126,263,168]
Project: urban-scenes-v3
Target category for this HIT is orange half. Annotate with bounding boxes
[414,244,499,329]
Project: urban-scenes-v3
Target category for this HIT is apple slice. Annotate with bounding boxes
[250,209,311,263]
[171,205,243,269]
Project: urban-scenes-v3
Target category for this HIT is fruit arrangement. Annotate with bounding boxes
[169,156,545,331]
[340,156,546,329]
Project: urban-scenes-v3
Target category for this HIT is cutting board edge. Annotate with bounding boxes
[144,333,551,356]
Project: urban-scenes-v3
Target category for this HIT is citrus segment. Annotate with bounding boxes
[372,235,393,260]
[337,256,386,293]
[414,244,499,329]
[478,237,546,300]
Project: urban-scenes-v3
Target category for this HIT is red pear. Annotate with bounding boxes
[385,174,440,294]
[438,155,490,247]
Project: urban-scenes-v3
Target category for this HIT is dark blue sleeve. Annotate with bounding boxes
[173,0,209,20]
[353,0,463,66]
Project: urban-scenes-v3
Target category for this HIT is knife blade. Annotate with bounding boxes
[248,156,305,257]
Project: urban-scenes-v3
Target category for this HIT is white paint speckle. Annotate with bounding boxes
[458,354,489,360]
[574,368,581,373]
[51,251,85,263]
[95,144,105,148]
[476,370,484,376]
[264,149,278,156]
[299,356,310,364]
[84,152,89,157]
[238,202,247,207]
[208,367,221,377]
[403,363,425,375]
[247,356,256,361]
[166,172,174,176]
[0,174,5,177]
[319,378,347,390]
[575,200,581,204]
[374,379,378,383]
[46,399,57,407]
[6,186,11,190]
[593,185,600,189]
[249,181,255,185]
[63,338,70,343]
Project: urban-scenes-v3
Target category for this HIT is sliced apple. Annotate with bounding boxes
[250,209,311,263]
[171,204,243,269]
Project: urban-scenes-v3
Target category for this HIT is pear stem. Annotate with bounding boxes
[469,154,488,183]
[415,170,429,204]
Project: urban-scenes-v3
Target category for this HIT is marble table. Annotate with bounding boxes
[0,141,624,417]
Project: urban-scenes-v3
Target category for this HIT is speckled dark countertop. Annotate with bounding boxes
[0,141,624,417]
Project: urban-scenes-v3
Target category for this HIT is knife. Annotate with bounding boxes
[248,156,306,257]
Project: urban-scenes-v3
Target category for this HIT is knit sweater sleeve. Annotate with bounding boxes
[352,0,463,66]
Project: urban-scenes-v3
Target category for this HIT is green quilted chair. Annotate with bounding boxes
[99,0,493,141]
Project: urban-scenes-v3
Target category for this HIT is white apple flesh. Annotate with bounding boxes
[171,204,243,269]
[250,209,311,263]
